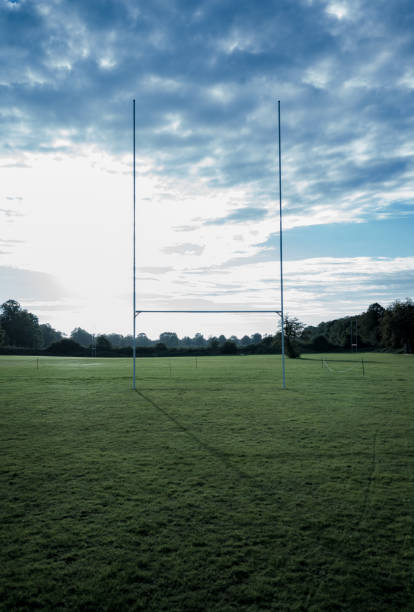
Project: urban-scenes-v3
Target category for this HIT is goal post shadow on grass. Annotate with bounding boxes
[131,100,286,390]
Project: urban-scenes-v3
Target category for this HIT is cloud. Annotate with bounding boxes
[0,238,23,245]
[0,1,412,206]
[0,266,65,303]
[173,224,198,232]
[1,0,403,233]
[280,256,414,318]
[0,208,22,217]
[1,0,413,335]
[163,243,205,255]
[204,206,268,225]
[140,253,414,323]
[138,266,175,273]
[0,238,24,255]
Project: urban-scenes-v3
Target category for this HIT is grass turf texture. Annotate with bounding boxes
[0,354,413,611]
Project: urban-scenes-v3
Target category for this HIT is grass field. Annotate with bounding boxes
[0,353,413,611]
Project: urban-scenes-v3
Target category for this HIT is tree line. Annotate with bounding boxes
[1,298,413,356]
[299,300,414,354]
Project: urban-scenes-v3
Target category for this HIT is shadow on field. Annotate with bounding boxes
[135,389,271,493]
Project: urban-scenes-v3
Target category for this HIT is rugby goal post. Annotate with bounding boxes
[132,100,286,389]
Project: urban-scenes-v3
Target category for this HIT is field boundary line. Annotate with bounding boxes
[322,359,362,374]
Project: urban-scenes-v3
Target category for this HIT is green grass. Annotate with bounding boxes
[0,353,413,611]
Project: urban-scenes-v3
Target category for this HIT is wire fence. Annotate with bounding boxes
[322,358,365,376]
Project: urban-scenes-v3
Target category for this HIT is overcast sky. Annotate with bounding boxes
[1,0,413,339]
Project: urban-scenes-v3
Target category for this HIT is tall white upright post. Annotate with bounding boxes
[132,100,137,390]
[355,319,358,352]
[278,100,286,389]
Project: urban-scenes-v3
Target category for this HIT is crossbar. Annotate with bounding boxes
[136,310,281,314]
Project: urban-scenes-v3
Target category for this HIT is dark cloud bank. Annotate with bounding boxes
[1,0,414,217]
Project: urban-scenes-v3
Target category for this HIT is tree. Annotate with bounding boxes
[47,338,84,355]
[271,333,282,352]
[250,333,262,345]
[193,333,207,348]
[221,340,238,355]
[283,316,304,358]
[300,326,317,344]
[122,335,134,348]
[326,318,351,348]
[70,327,93,348]
[262,334,275,347]
[0,300,41,348]
[96,335,112,352]
[310,335,338,352]
[39,323,63,349]
[0,322,6,347]
[136,333,151,347]
[208,336,219,351]
[360,303,384,347]
[105,333,124,348]
[381,299,414,353]
[159,332,179,348]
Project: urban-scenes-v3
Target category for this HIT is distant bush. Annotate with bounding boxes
[221,340,238,355]
[96,335,112,352]
[47,339,86,356]
[0,346,40,356]
[155,342,167,352]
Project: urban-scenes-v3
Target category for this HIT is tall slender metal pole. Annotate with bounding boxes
[278,100,286,389]
[132,99,137,390]
[355,318,358,352]
[350,320,353,352]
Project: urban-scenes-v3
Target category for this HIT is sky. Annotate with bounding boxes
[1,0,413,340]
